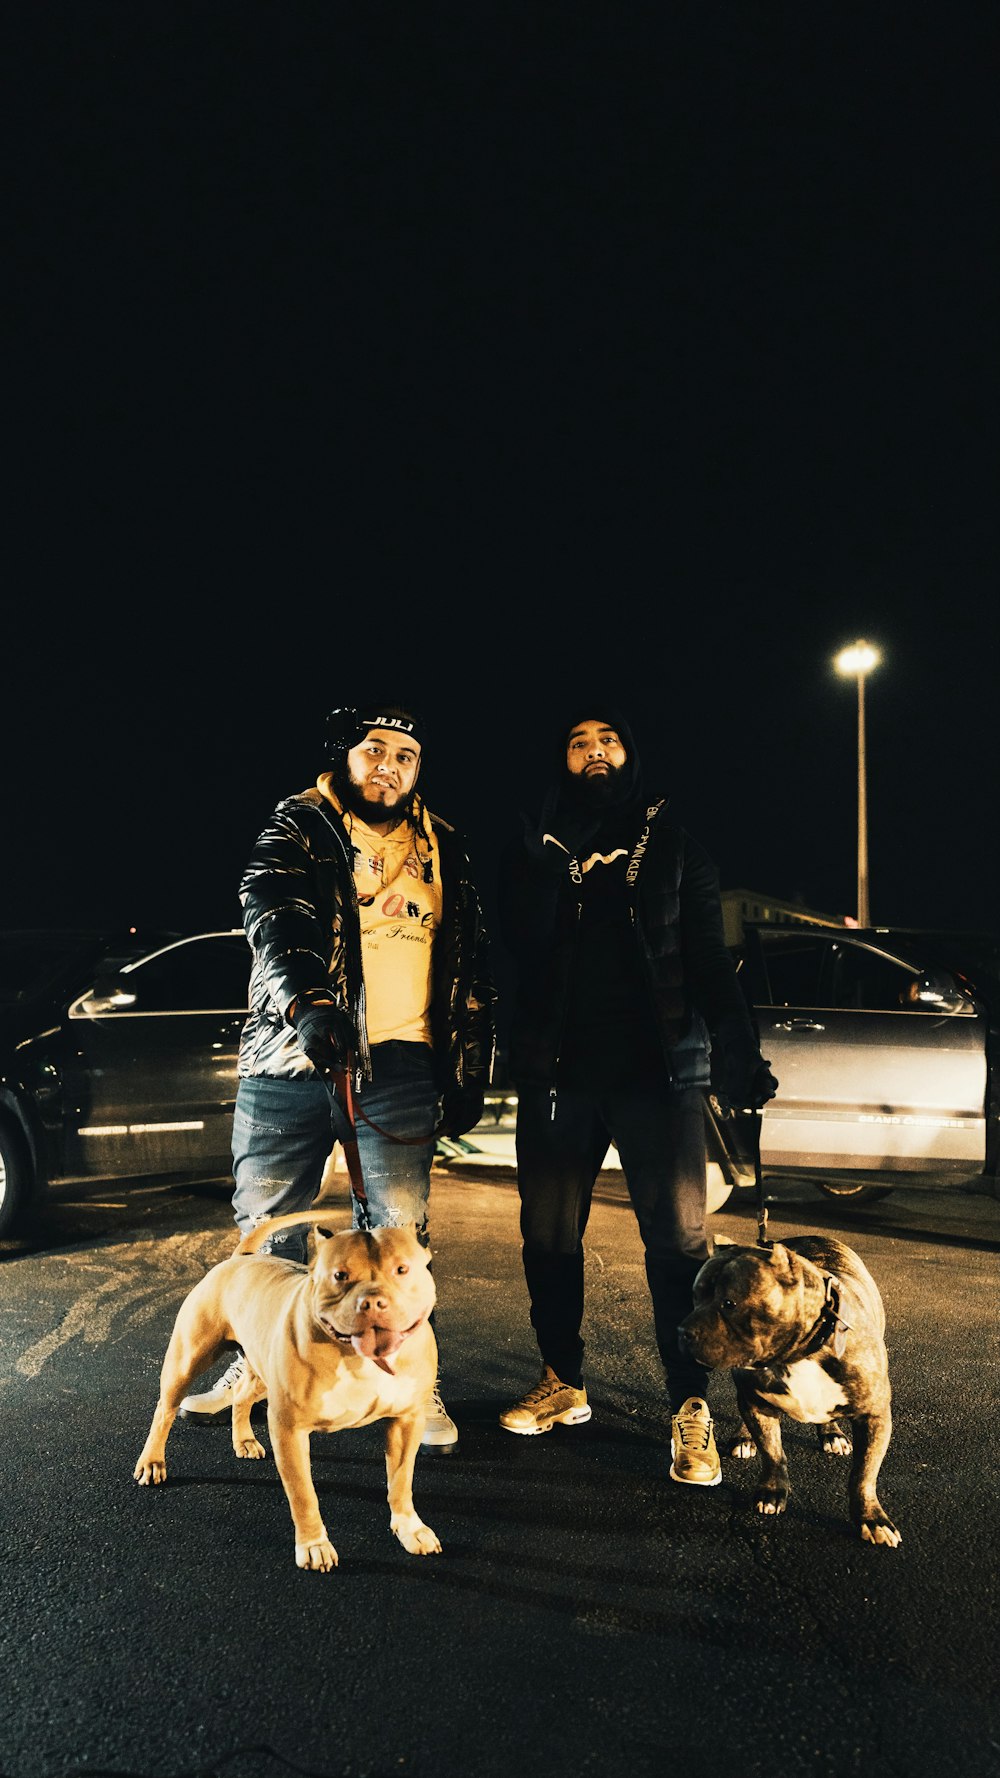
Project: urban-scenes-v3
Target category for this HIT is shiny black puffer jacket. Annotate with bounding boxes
[237,788,497,1091]
[498,798,758,1092]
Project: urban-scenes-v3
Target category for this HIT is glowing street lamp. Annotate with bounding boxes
[834,640,881,926]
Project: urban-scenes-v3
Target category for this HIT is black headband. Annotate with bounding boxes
[325,705,428,760]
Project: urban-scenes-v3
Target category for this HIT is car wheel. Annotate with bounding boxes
[816,1180,894,1207]
[0,1118,35,1238]
[706,1161,734,1213]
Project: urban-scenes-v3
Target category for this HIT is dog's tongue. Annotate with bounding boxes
[351,1326,405,1370]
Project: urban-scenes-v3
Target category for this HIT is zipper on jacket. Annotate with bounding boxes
[434,829,476,1091]
[548,898,583,1123]
[354,972,371,1086]
[629,877,676,1087]
[315,798,373,1082]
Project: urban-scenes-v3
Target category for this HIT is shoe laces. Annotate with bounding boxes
[429,1379,447,1416]
[674,1401,713,1451]
[521,1373,568,1407]
[219,1353,247,1391]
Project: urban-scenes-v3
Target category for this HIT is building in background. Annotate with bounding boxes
[720,888,849,948]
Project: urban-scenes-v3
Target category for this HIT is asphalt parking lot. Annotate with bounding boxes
[1,1161,998,1778]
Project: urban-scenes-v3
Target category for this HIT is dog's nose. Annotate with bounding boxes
[356,1291,389,1313]
[677,1327,692,1356]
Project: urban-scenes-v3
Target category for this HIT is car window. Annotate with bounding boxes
[121,936,251,1012]
[826,943,917,1012]
[757,933,829,1006]
[0,931,101,1002]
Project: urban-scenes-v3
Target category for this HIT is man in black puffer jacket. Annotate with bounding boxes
[497,705,776,1486]
[179,701,496,1455]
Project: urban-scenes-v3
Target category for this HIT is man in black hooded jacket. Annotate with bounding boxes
[178,701,496,1456]
[497,706,776,1485]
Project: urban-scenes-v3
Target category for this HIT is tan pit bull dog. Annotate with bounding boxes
[678,1234,901,1547]
[134,1211,441,1571]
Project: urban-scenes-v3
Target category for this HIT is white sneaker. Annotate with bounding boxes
[178,1353,250,1422]
[420,1379,458,1454]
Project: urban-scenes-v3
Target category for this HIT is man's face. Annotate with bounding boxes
[566,719,627,780]
[345,727,421,822]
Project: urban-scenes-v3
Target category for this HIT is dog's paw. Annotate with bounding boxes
[819,1420,852,1458]
[295,1537,339,1571]
[392,1513,442,1556]
[860,1513,902,1548]
[134,1457,167,1486]
[754,1489,788,1517]
[729,1426,757,1461]
[234,1436,267,1460]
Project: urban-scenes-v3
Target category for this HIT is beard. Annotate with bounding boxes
[564,761,625,809]
[335,760,413,826]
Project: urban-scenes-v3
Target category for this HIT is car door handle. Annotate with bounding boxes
[771,1018,826,1032]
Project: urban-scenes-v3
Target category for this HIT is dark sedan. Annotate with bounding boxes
[0,928,251,1236]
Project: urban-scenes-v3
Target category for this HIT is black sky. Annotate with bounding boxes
[6,6,999,962]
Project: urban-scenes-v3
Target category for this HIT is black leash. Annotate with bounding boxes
[750,1107,772,1250]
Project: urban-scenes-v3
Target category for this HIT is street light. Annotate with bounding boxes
[834,640,881,926]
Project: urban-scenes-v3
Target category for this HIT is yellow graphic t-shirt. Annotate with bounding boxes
[345,813,442,1045]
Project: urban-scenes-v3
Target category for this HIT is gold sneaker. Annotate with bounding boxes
[669,1396,722,1486]
[499,1365,592,1435]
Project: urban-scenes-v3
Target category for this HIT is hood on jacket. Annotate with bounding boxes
[538,703,647,827]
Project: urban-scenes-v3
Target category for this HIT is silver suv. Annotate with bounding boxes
[711,924,1000,1208]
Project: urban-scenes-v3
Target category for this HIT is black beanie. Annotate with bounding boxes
[325,703,428,764]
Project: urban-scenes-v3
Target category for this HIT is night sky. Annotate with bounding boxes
[7,8,998,993]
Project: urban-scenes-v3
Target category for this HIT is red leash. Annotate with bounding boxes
[326,1065,372,1230]
[326,1060,437,1231]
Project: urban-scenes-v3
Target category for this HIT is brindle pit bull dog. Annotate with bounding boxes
[134,1211,441,1571]
[678,1235,901,1546]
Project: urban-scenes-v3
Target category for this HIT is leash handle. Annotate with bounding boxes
[330,1051,437,1147]
[352,1092,440,1146]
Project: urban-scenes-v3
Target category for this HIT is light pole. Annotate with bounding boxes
[834,640,881,927]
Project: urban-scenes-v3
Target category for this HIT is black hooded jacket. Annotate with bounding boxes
[497,707,760,1095]
[236,787,497,1096]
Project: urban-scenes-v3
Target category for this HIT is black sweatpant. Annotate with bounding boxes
[514,1080,711,1411]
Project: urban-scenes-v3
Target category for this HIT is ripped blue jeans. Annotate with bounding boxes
[231,1041,439,1265]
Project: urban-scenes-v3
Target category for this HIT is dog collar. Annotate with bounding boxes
[801,1275,852,1359]
[753,1274,852,1369]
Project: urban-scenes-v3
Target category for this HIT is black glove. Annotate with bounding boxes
[289,994,358,1074]
[717,1054,779,1114]
[437,1083,485,1139]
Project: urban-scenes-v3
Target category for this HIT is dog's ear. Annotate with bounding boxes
[373,1223,433,1265]
[766,1243,813,1294]
[374,1220,423,1243]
